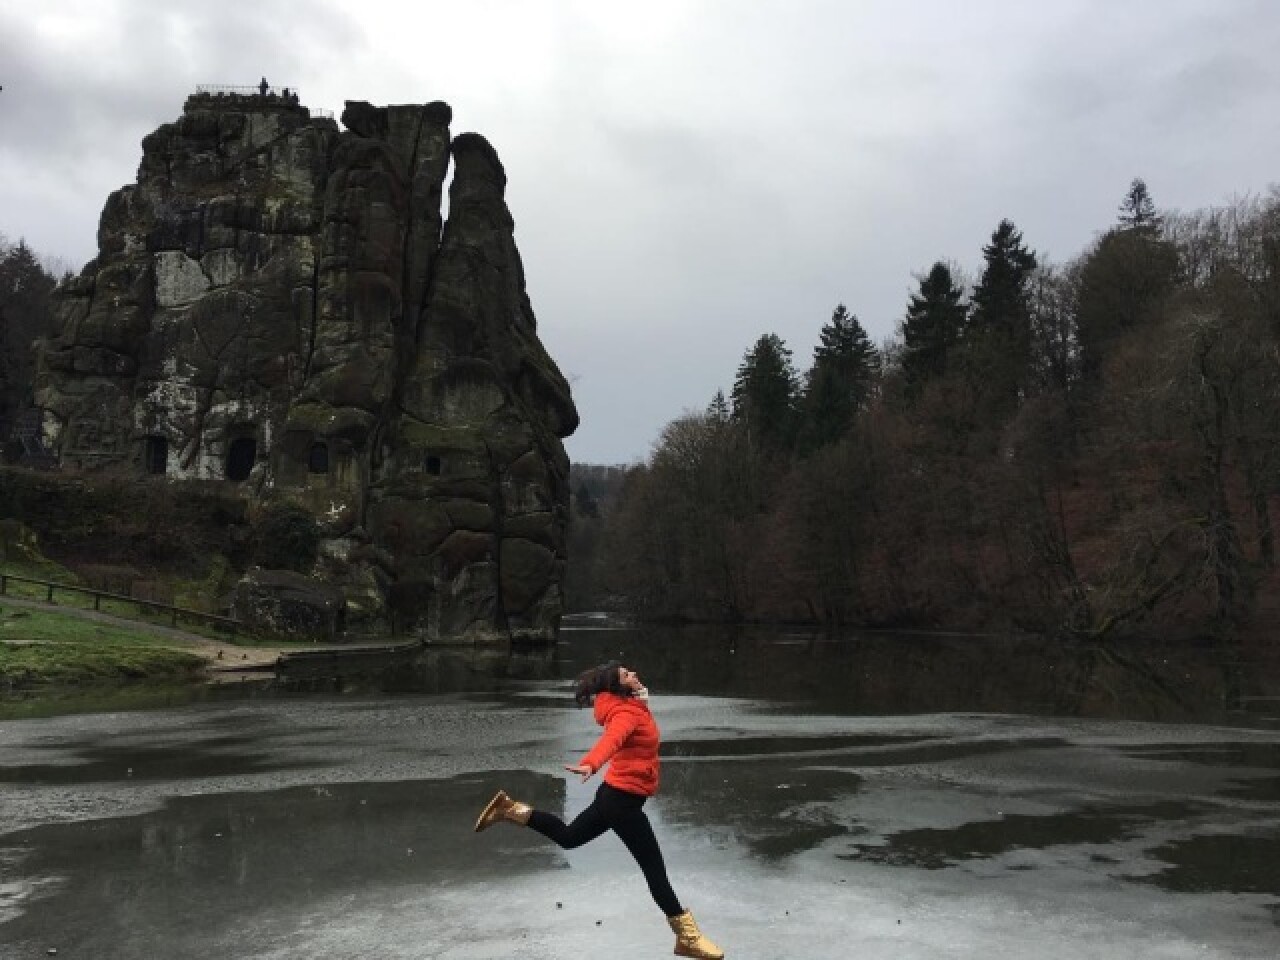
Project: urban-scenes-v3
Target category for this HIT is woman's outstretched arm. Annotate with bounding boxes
[576,710,642,775]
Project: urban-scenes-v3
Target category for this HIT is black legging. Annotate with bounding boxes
[527,782,684,917]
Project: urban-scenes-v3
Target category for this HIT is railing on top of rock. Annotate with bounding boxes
[195,83,297,97]
[190,84,332,119]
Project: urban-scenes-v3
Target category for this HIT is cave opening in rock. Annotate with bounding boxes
[144,435,168,475]
[308,441,329,474]
[226,435,257,482]
[425,453,442,476]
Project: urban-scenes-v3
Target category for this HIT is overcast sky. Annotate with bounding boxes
[3,1,1280,464]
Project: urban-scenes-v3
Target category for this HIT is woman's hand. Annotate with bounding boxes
[564,764,594,782]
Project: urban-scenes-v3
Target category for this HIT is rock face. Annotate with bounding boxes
[35,92,578,642]
[231,568,346,640]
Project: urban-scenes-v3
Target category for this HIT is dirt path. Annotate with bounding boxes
[0,595,296,672]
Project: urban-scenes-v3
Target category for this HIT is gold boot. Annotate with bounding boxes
[668,910,724,959]
[473,789,532,832]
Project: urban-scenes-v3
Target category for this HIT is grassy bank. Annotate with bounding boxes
[0,603,206,696]
[0,557,253,645]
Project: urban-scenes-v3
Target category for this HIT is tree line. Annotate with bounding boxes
[0,236,62,453]
[569,181,1280,645]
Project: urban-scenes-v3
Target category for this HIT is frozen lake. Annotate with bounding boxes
[2,627,1278,958]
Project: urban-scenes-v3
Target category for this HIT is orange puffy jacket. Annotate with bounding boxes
[577,691,661,796]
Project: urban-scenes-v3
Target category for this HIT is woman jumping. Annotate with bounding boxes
[473,661,724,959]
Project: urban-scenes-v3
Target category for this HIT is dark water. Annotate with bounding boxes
[282,623,1280,727]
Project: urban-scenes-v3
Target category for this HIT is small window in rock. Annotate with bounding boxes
[425,454,442,476]
[308,441,330,474]
[226,436,257,483]
[144,435,168,475]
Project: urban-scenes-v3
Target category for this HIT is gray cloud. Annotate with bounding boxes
[3,1,1279,463]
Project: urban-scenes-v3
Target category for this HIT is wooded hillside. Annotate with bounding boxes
[570,184,1280,645]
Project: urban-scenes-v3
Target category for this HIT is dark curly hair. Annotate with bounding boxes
[573,660,629,707]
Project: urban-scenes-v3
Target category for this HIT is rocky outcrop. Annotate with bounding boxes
[34,92,577,643]
[230,568,346,640]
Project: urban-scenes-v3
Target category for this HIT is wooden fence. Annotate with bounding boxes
[0,573,241,635]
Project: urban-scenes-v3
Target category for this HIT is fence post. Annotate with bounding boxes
[46,583,54,603]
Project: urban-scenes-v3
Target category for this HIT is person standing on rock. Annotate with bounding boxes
[474,661,725,959]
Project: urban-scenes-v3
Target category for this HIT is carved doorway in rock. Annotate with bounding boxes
[226,434,257,483]
[308,441,330,474]
[144,435,168,475]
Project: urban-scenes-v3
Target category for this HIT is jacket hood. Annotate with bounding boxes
[592,690,648,725]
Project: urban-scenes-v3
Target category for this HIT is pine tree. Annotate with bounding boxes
[707,389,731,422]
[0,239,58,430]
[1118,178,1161,234]
[731,333,799,453]
[967,220,1038,411]
[901,262,967,388]
[1077,180,1177,379]
[970,220,1038,336]
[802,304,879,450]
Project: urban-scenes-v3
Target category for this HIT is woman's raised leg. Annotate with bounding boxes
[526,794,612,849]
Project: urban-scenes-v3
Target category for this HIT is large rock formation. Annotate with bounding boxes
[34,91,578,642]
